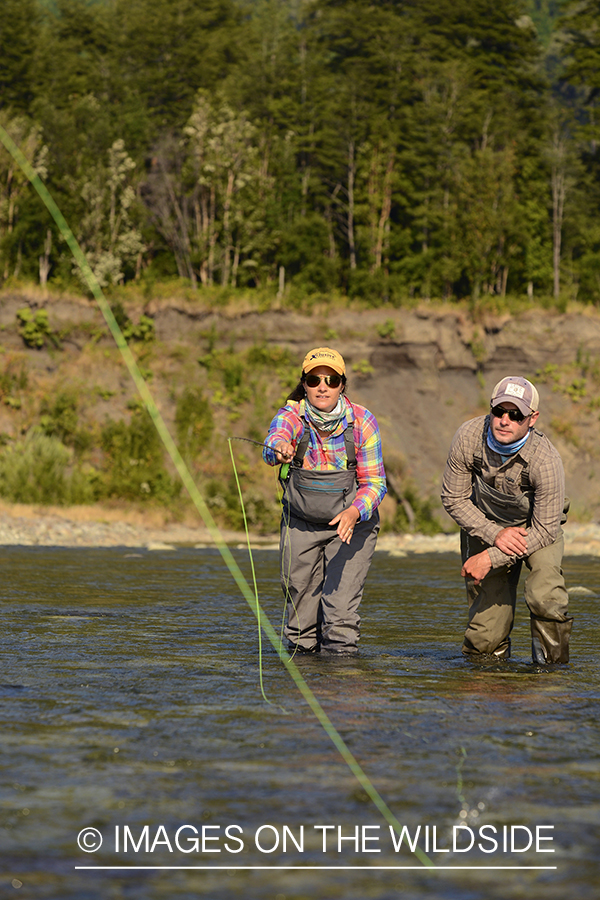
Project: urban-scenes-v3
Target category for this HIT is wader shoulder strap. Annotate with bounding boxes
[292,417,357,470]
[471,416,489,477]
[291,423,311,468]
[519,429,543,490]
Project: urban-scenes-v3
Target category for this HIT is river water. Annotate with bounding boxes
[1,546,599,900]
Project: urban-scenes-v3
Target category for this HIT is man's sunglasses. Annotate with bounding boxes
[304,373,343,388]
[490,405,530,423]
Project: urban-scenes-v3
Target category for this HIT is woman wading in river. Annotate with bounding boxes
[263,347,386,655]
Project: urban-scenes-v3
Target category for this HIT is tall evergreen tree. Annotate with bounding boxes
[0,0,41,113]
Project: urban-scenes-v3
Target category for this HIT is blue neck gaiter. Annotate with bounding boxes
[486,428,531,459]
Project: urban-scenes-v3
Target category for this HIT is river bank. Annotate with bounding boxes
[2,501,600,558]
[3,292,600,533]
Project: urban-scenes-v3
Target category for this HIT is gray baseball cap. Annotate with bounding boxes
[490,376,539,416]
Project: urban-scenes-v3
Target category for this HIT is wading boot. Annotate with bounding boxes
[530,615,573,664]
[462,637,511,659]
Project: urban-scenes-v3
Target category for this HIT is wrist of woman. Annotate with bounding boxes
[349,505,361,523]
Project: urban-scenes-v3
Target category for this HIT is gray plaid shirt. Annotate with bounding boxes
[441,415,565,569]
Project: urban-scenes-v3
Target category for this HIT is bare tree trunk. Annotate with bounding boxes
[374,152,395,270]
[207,185,217,285]
[231,242,240,287]
[348,140,356,270]
[198,190,210,286]
[39,228,52,294]
[222,171,235,285]
[552,161,566,302]
[159,158,196,288]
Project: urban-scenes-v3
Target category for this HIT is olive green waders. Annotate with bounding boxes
[461,531,573,663]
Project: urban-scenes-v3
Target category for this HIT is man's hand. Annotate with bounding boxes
[494,526,528,557]
[461,550,492,586]
[330,506,360,544]
[274,441,295,463]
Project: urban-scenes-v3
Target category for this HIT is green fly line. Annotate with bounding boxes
[227,437,282,709]
[0,122,433,869]
[227,438,310,703]
[228,437,300,665]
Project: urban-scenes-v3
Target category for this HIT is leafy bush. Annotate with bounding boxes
[39,390,92,453]
[377,319,395,340]
[16,308,58,349]
[175,387,214,460]
[392,485,442,536]
[204,476,278,532]
[0,357,28,403]
[0,432,96,504]
[109,301,155,342]
[100,409,179,502]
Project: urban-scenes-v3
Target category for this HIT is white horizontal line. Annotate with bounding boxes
[75,865,558,871]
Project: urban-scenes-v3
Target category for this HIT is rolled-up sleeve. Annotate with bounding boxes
[353,410,387,521]
[262,405,303,466]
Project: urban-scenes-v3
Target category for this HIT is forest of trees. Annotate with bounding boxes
[1,0,600,305]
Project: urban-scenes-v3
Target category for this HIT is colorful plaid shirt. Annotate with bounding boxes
[441,415,565,569]
[263,397,386,522]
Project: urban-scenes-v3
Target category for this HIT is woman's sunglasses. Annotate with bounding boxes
[304,373,343,388]
[490,405,529,423]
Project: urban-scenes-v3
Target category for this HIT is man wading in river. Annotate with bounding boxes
[441,376,573,664]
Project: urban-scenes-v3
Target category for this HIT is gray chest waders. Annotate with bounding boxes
[280,419,358,525]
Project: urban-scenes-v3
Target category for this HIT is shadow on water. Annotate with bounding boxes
[0,547,599,899]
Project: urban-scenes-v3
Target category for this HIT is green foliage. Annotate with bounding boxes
[100,409,179,502]
[391,485,443,537]
[16,308,56,349]
[39,390,92,453]
[125,314,155,343]
[204,475,278,532]
[175,386,214,460]
[352,358,374,375]
[110,301,155,342]
[0,0,40,112]
[377,319,395,340]
[0,356,28,403]
[0,431,96,505]
[536,350,600,408]
[0,0,599,306]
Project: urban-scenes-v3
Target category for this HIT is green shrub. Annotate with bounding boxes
[0,432,96,504]
[0,358,28,403]
[392,485,442,536]
[39,390,92,453]
[110,301,155,343]
[175,387,214,460]
[100,410,179,502]
[16,308,58,349]
[377,319,395,340]
[125,314,155,343]
[204,476,278,532]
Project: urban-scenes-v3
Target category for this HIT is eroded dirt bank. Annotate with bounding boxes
[1,291,600,527]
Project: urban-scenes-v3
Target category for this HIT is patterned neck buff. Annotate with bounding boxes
[487,427,531,458]
[304,396,346,433]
